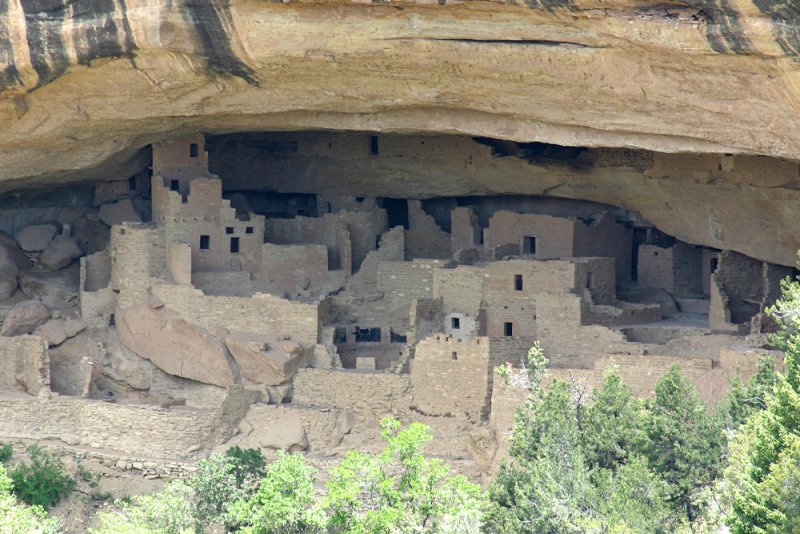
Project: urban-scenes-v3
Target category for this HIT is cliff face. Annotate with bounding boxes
[1,1,800,263]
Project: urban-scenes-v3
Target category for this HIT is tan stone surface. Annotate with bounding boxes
[2,2,800,267]
[224,331,307,385]
[116,300,239,387]
[0,299,49,336]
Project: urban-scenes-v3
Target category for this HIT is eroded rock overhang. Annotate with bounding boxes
[1,1,800,263]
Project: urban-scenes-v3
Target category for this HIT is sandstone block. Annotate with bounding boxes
[19,267,79,308]
[0,232,32,270]
[0,248,19,299]
[33,319,67,347]
[256,413,308,452]
[117,301,239,387]
[15,224,58,252]
[39,235,82,270]
[224,331,306,385]
[329,410,355,448]
[99,198,141,227]
[70,215,109,255]
[63,318,87,338]
[1,299,50,336]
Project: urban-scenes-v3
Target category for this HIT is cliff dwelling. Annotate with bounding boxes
[0,129,786,492]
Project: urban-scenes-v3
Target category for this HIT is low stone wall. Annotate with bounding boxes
[292,368,413,422]
[0,335,50,395]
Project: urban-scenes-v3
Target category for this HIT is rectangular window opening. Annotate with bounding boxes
[189,143,199,158]
[451,317,460,329]
[451,352,458,360]
[199,235,210,250]
[169,179,180,192]
[504,322,513,337]
[245,227,254,234]
[369,136,379,156]
[225,227,234,235]
[586,272,593,289]
[230,237,240,253]
[522,236,536,255]
[514,274,523,291]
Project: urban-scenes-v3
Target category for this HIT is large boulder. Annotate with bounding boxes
[19,266,79,308]
[98,198,141,227]
[0,248,19,300]
[224,332,307,385]
[14,224,58,252]
[70,214,109,255]
[117,300,240,387]
[39,235,82,270]
[33,319,67,347]
[1,300,50,336]
[0,231,33,270]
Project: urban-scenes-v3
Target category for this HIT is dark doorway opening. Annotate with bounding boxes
[230,237,240,253]
[522,236,536,255]
[504,322,513,337]
[380,198,410,229]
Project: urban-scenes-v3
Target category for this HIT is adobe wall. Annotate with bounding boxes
[167,242,192,286]
[151,284,320,345]
[672,242,703,296]
[0,398,216,460]
[292,368,413,422]
[151,134,211,184]
[701,249,720,296]
[377,260,440,300]
[484,211,575,258]
[0,335,50,396]
[638,245,675,292]
[110,223,166,310]
[192,271,253,297]
[408,298,444,344]
[450,206,480,253]
[324,210,388,270]
[405,200,451,260]
[574,257,616,305]
[410,335,529,422]
[572,214,632,286]
[347,226,405,294]
[259,243,330,297]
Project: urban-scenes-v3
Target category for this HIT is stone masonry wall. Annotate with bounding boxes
[110,223,166,310]
[0,335,50,396]
[151,284,320,345]
[377,260,440,300]
[484,211,575,258]
[405,200,452,260]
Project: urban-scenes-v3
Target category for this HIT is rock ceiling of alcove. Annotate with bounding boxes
[1,0,800,265]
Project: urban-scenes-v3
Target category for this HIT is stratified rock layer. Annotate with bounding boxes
[2,1,800,263]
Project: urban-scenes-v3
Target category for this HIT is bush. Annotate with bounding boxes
[10,446,74,509]
[0,444,12,464]
[0,463,61,534]
[91,480,197,534]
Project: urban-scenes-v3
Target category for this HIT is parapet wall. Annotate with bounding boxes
[0,335,50,396]
[151,284,320,345]
[292,368,412,422]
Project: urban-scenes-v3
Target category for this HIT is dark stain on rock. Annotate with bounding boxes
[520,0,575,10]
[16,0,136,89]
[752,1,800,58]
[0,0,24,87]
[693,0,754,54]
[182,1,258,86]
[21,0,71,86]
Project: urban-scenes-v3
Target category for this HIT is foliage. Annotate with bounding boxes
[487,347,728,532]
[324,418,486,534]
[0,444,12,464]
[9,445,74,509]
[720,356,778,431]
[0,463,61,534]
[227,451,323,534]
[91,480,198,534]
[642,364,725,523]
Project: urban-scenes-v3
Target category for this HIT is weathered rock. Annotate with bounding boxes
[0,248,19,300]
[256,412,308,452]
[33,319,67,347]
[15,224,57,252]
[265,384,293,404]
[63,318,88,339]
[98,198,141,227]
[48,331,95,397]
[18,266,79,308]
[0,232,33,270]
[1,300,50,336]
[70,215,109,255]
[97,329,154,391]
[39,235,82,270]
[329,410,355,448]
[117,301,240,387]
[467,426,498,475]
[224,332,306,385]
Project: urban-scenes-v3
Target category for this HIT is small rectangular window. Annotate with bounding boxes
[225,227,234,235]
[514,274,523,291]
[504,322,513,337]
[451,352,458,360]
[230,237,240,253]
[170,179,180,192]
[190,143,199,158]
[245,227,254,234]
[451,317,460,329]
[522,236,536,255]
[586,272,593,289]
[369,136,379,156]
[199,235,210,250]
